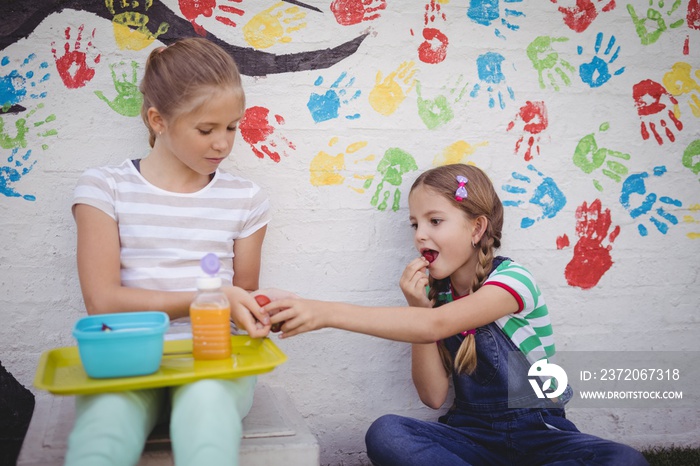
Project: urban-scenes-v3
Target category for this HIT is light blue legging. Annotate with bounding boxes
[64,376,256,466]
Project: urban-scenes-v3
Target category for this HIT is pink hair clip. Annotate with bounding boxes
[461,329,476,336]
[455,175,469,202]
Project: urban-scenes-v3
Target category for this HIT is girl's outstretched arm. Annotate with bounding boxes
[265,284,519,343]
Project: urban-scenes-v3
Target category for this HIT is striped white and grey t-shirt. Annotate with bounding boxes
[73,159,271,292]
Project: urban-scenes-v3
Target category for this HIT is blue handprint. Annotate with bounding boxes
[620,166,681,236]
[577,33,625,88]
[470,52,515,110]
[467,0,525,39]
[307,72,361,123]
[1,147,36,201]
[0,55,50,113]
[502,164,567,228]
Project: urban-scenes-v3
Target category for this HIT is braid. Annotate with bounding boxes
[472,233,495,293]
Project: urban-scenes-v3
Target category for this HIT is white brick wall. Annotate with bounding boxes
[2,1,699,464]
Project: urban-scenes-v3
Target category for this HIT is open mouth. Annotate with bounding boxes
[421,249,438,264]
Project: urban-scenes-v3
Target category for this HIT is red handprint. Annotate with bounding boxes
[418,0,448,65]
[178,0,244,36]
[239,106,296,163]
[506,101,549,161]
[563,199,620,290]
[330,0,387,26]
[633,79,683,145]
[51,25,101,89]
[331,0,386,26]
[686,0,700,54]
[551,0,616,33]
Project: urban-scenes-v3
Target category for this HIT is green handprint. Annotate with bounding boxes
[527,36,575,92]
[0,104,57,150]
[95,61,143,117]
[627,1,685,46]
[682,139,700,178]
[370,147,418,212]
[416,76,469,130]
[0,117,26,149]
[573,122,630,192]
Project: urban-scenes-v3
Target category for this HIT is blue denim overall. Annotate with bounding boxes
[365,261,648,466]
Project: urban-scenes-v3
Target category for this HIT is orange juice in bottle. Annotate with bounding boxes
[190,253,232,360]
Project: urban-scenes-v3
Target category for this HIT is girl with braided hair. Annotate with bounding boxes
[265,164,647,465]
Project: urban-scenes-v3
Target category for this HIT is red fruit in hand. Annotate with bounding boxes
[255,295,283,332]
[254,295,271,306]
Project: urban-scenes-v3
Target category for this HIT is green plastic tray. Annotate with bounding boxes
[34,336,287,395]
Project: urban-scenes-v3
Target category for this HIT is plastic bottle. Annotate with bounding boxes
[190,253,232,360]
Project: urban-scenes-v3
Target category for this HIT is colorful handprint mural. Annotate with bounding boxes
[0,4,695,297]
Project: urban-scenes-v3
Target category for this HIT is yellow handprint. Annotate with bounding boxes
[105,0,169,50]
[432,140,488,167]
[243,2,307,50]
[683,204,700,239]
[663,62,700,118]
[310,137,375,192]
[369,61,417,116]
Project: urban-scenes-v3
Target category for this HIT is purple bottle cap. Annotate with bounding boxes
[200,253,220,276]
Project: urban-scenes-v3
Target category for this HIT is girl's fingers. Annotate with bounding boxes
[236,309,270,337]
[243,311,270,338]
[255,288,299,301]
[243,293,270,325]
[269,306,296,326]
[401,258,428,289]
[265,299,296,315]
[278,316,305,338]
[401,257,427,279]
[409,256,429,273]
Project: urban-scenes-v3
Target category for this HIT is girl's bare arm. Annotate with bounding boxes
[232,225,267,292]
[74,204,194,318]
[229,225,270,335]
[398,256,450,408]
[265,284,519,343]
[411,343,450,409]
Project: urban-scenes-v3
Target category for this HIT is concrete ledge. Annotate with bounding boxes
[18,383,319,466]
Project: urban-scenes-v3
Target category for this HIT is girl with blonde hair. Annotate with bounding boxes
[265,164,648,465]
[68,37,271,466]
